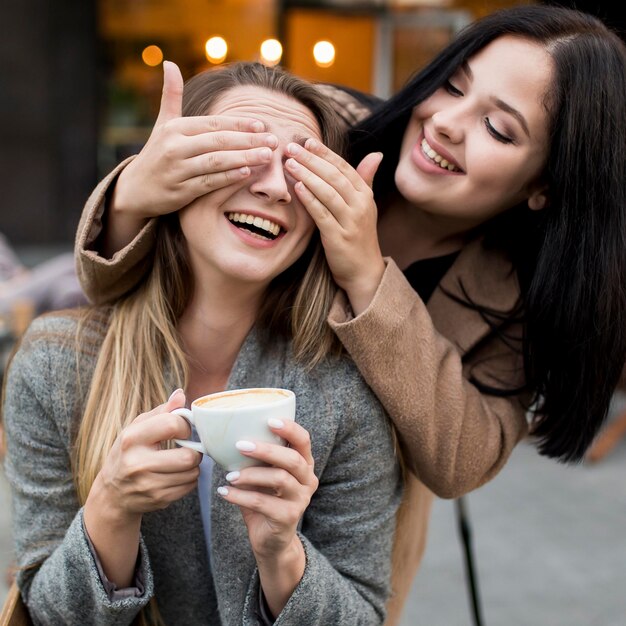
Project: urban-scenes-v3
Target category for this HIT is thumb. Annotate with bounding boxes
[356,152,383,189]
[155,60,184,125]
[134,388,187,424]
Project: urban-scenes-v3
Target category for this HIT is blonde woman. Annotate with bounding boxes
[2,62,402,625]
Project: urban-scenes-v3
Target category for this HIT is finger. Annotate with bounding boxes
[292,139,369,195]
[125,411,192,446]
[267,419,315,467]
[356,152,384,189]
[154,447,203,473]
[138,479,200,510]
[286,146,357,208]
[286,159,347,219]
[293,180,341,232]
[173,115,268,137]
[185,146,273,178]
[142,465,201,488]
[217,485,299,523]
[181,131,277,159]
[186,167,257,196]
[155,61,184,126]
[224,466,300,498]
[235,434,314,485]
[134,388,186,424]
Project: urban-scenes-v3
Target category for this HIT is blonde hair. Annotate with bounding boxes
[72,62,347,624]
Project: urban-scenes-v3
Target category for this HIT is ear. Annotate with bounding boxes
[527,185,549,211]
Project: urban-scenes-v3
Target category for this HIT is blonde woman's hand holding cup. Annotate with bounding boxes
[82,389,202,588]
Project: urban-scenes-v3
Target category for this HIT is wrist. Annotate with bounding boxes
[109,164,151,222]
[256,536,306,617]
[344,259,386,316]
[84,474,142,534]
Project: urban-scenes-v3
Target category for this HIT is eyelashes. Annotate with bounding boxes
[442,81,515,144]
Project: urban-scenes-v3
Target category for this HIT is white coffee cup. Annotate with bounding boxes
[173,387,296,471]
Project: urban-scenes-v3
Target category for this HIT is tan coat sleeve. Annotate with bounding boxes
[328,258,529,499]
[74,157,157,304]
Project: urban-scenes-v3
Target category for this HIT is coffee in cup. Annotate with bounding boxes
[173,387,296,471]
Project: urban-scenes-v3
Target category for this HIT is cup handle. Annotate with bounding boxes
[172,407,206,454]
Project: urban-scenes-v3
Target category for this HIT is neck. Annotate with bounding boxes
[378,194,471,270]
[178,275,265,398]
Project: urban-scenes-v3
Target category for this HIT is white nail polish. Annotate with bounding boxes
[268,418,284,429]
[168,388,183,401]
[217,486,229,496]
[236,440,256,452]
[225,471,240,482]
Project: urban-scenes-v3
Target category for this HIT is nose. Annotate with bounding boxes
[249,152,291,204]
[431,107,464,144]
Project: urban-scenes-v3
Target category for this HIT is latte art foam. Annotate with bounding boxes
[196,389,288,409]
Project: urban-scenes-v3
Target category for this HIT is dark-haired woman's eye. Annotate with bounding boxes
[444,80,463,97]
[484,118,513,144]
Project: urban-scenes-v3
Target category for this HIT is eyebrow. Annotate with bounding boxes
[292,134,309,147]
[460,60,531,139]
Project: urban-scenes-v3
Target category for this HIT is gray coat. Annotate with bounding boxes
[3,313,402,626]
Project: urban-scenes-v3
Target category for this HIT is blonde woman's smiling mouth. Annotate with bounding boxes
[227,212,284,241]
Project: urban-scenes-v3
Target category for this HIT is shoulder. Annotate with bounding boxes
[6,308,108,405]
[16,308,108,365]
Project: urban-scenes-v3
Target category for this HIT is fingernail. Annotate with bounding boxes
[251,120,265,132]
[286,158,299,170]
[268,418,284,429]
[217,486,229,496]
[225,471,240,482]
[259,147,272,160]
[168,388,183,401]
[239,166,250,176]
[287,142,302,156]
[236,440,256,452]
[305,138,318,150]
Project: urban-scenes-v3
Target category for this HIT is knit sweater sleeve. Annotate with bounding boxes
[2,315,154,625]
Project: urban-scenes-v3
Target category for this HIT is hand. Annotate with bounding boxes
[218,418,318,560]
[86,389,202,523]
[111,60,279,220]
[285,138,386,314]
[218,418,318,616]
[83,389,201,587]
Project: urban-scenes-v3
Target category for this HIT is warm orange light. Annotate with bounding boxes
[205,36,228,64]
[142,45,163,67]
[313,40,335,68]
[260,39,283,66]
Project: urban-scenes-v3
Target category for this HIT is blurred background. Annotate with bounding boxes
[1,1,625,624]
[0,0,624,247]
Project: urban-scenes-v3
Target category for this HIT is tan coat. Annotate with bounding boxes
[75,162,530,624]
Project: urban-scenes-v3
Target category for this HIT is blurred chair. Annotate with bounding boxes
[0,582,31,626]
[585,410,626,463]
[585,366,626,463]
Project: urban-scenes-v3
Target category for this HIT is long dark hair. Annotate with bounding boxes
[349,4,626,462]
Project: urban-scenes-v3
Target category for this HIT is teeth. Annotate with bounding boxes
[421,138,460,172]
[227,212,281,237]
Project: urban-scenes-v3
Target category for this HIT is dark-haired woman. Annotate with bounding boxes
[71,5,626,624]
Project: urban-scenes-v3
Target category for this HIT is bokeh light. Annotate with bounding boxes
[141,45,163,67]
[313,40,335,68]
[260,39,283,66]
[205,36,228,64]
